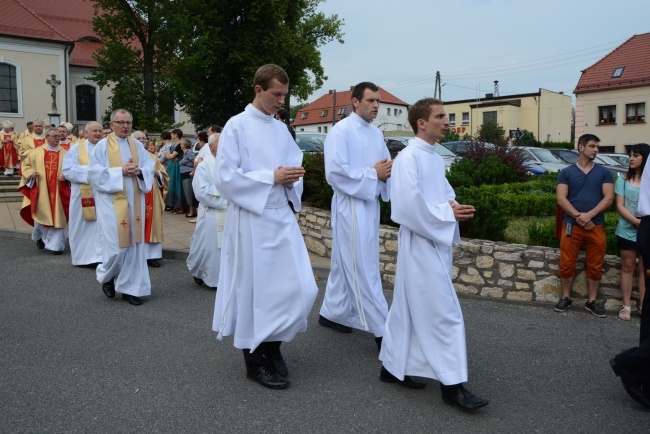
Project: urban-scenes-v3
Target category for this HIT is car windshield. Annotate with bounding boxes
[530,148,563,163]
[295,134,325,152]
[556,151,578,163]
[598,154,622,166]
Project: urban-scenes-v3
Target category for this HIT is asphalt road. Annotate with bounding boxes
[1,236,649,433]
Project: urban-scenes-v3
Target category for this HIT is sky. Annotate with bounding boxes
[304,0,650,105]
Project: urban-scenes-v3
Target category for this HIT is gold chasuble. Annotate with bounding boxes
[107,133,143,248]
[144,151,169,243]
[77,141,97,221]
[18,146,70,228]
[19,136,46,162]
[0,131,19,168]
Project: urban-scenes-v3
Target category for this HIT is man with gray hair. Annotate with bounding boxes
[62,122,104,266]
[88,109,154,306]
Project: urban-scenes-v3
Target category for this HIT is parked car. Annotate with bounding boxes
[513,146,569,173]
[547,148,626,176]
[295,132,326,153]
[440,140,494,156]
[384,137,409,159]
[602,153,629,166]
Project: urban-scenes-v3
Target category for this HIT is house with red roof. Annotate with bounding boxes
[293,86,411,135]
[0,0,194,133]
[574,33,650,153]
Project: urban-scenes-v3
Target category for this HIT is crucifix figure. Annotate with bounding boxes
[46,74,62,111]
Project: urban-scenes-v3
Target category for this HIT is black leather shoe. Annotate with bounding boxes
[193,277,204,286]
[441,384,489,411]
[318,315,353,333]
[380,366,426,389]
[121,294,143,306]
[147,259,161,268]
[610,358,650,409]
[267,351,289,378]
[102,278,115,298]
[246,366,290,389]
[53,250,63,255]
[36,239,45,250]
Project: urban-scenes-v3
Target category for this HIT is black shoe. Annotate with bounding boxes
[554,296,572,312]
[193,276,204,286]
[121,294,143,306]
[585,300,606,318]
[610,359,650,409]
[380,366,426,389]
[266,348,289,378]
[441,384,489,411]
[53,250,63,255]
[147,259,161,268]
[375,337,383,352]
[36,239,45,250]
[318,315,353,333]
[246,366,290,389]
[102,278,115,298]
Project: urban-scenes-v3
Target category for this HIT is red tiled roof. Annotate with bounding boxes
[574,33,650,94]
[0,0,104,67]
[293,86,408,126]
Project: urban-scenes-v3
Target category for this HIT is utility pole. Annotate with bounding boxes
[434,71,441,99]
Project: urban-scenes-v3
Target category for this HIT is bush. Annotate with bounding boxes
[447,143,530,188]
[455,186,509,241]
[516,129,541,147]
[302,152,333,209]
[442,129,460,142]
[476,121,508,146]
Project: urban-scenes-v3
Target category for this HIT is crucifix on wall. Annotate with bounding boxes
[46,74,62,111]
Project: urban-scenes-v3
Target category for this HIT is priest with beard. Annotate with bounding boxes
[88,109,154,306]
[62,121,104,266]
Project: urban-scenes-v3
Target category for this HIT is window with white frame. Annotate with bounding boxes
[0,62,19,113]
[324,126,328,133]
[337,107,345,115]
[462,112,469,125]
[387,108,391,116]
[449,113,456,126]
[321,109,328,117]
[301,112,308,120]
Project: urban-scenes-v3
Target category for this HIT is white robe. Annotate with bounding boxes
[319,112,391,336]
[62,140,103,265]
[379,137,468,386]
[212,104,318,351]
[145,171,165,260]
[186,156,227,287]
[88,136,154,297]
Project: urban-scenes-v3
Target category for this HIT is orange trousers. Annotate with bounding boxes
[558,223,606,280]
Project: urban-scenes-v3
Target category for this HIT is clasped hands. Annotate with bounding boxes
[28,172,66,181]
[575,212,595,231]
[122,158,142,177]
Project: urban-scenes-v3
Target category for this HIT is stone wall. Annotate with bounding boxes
[298,206,642,311]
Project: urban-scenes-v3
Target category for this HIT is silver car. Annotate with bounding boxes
[514,147,569,173]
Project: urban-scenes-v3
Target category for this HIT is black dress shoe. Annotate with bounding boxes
[121,294,143,306]
[147,259,161,268]
[267,351,289,378]
[193,276,204,286]
[380,366,426,389]
[441,384,489,411]
[36,239,45,250]
[53,250,63,255]
[246,366,290,389]
[610,358,650,409]
[318,315,353,333]
[102,278,115,298]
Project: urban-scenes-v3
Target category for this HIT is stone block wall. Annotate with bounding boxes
[298,206,642,311]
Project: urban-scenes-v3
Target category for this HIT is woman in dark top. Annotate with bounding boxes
[164,128,185,213]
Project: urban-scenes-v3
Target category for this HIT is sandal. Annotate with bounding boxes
[618,306,631,321]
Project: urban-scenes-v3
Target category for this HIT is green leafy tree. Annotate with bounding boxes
[516,129,540,146]
[90,0,177,131]
[170,0,344,128]
[476,120,507,145]
[442,128,459,142]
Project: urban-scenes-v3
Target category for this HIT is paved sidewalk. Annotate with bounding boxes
[0,201,331,266]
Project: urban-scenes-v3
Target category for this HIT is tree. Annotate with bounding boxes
[516,129,540,147]
[476,121,507,145]
[90,0,177,131]
[170,0,344,129]
[442,128,460,142]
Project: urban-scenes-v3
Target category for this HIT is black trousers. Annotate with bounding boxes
[242,342,281,372]
[614,216,650,383]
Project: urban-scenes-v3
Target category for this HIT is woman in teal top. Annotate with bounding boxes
[615,143,650,320]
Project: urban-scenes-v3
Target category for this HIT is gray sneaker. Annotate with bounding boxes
[585,300,606,318]
[554,297,572,312]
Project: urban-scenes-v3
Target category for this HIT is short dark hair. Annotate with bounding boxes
[253,64,289,90]
[351,82,379,102]
[408,98,443,133]
[172,128,183,139]
[160,131,172,141]
[27,121,33,127]
[276,108,288,121]
[208,125,222,134]
[577,134,600,149]
[198,131,208,143]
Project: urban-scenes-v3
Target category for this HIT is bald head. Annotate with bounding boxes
[85,121,102,132]
[85,121,103,144]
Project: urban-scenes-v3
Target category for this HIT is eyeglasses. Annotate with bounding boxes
[112,121,133,126]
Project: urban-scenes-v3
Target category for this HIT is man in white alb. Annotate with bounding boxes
[319,82,392,351]
[88,109,154,306]
[379,98,488,411]
[62,121,103,265]
[212,64,317,389]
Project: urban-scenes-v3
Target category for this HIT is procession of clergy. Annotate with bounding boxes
[5,64,490,412]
